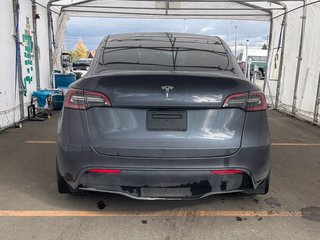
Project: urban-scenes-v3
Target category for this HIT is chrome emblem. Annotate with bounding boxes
[161,85,174,98]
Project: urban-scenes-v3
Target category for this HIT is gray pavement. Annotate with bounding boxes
[0,110,319,240]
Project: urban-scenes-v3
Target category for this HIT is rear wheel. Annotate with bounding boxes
[255,71,263,80]
[56,161,89,195]
[246,172,270,195]
[255,174,270,194]
[56,164,71,194]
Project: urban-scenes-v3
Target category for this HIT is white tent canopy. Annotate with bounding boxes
[51,0,278,20]
[0,0,319,130]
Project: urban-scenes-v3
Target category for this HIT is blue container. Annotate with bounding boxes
[53,95,64,110]
[54,73,76,89]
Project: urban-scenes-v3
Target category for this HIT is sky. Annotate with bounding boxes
[65,17,270,54]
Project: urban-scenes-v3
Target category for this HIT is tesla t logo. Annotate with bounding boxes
[161,85,174,98]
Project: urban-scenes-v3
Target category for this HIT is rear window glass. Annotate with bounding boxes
[94,37,234,73]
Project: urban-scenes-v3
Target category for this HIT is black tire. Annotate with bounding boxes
[255,71,263,80]
[246,172,270,195]
[56,163,71,194]
[255,173,270,194]
[56,161,89,196]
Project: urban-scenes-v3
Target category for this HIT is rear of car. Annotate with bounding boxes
[57,33,270,199]
[72,59,91,71]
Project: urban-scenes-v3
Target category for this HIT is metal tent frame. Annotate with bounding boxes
[45,0,320,124]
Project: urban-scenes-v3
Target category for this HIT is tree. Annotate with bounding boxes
[69,50,78,62]
[74,39,88,60]
[262,43,268,50]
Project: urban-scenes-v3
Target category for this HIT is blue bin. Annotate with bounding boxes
[53,95,64,110]
[54,73,76,89]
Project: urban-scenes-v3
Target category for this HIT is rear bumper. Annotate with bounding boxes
[57,144,270,199]
[77,168,254,199]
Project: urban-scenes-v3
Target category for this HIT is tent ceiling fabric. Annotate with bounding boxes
[47,0,291,20]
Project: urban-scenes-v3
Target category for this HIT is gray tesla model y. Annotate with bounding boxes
[57,32,270,199]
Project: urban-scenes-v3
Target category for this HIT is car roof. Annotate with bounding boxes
[107,32,221,41]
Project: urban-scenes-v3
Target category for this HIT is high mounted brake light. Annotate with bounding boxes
[65,89,111,110]
[222,91,266,111]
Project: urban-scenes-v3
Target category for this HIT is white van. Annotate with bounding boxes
[237,49,268,79]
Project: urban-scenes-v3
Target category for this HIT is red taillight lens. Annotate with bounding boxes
[223,92,248,109]
[222,91,266,112]
[88,169,122,174]
[210,169,243,175]
[65,89,86,110]
[65,89,111,110]
[246,91,267,111]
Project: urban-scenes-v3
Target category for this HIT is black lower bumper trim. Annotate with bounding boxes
[76,169,254,199]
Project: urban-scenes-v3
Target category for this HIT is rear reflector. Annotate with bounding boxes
[210,169,243,175]
[88,169,122,174]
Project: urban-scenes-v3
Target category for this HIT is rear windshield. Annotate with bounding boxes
[94,36,234,73]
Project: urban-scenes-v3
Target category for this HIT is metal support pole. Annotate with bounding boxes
[234,25,238,56]
[263,17,273,93]
[245,39,249,78]
[165,0,169,15]
[247,58,252,80]
[313,71,320,124]
[47,0,60,84]
[12,0,24,120]
[292,1,307,115]
[47,9,53,77]
[274,13,287,109]
[32,0,40,90]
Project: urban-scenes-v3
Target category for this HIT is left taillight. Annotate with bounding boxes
[222,91,266,112]
[64,89,111,110]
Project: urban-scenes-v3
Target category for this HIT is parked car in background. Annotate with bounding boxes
[72,58,92,71]
[237,49,268,79]
[61,52,72,69]
[57,32,270,199]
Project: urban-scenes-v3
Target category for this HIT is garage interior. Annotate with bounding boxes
[0,0,320,239]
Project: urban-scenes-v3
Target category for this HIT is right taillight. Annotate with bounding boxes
[246,91,267,111]
[223,91,266,112]
[65,89,111,110]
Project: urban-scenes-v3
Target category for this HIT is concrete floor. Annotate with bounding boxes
[0,110,320,240]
